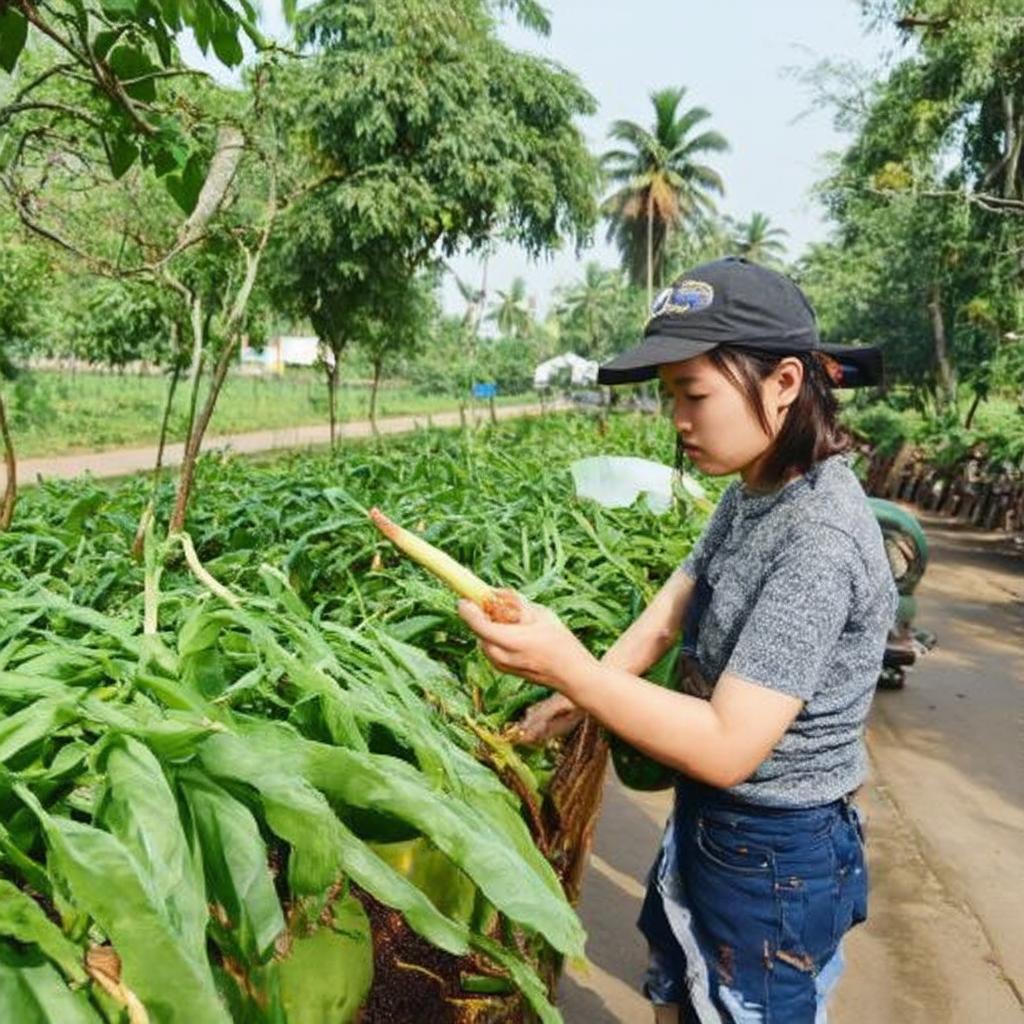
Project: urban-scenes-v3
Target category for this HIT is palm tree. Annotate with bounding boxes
[731,211,789,266]
[554,262,622,358]
[602,86,729,307]
[487,276,534,339]
[454,272,485,333]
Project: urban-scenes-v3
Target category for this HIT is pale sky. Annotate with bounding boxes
[181,2,903,320]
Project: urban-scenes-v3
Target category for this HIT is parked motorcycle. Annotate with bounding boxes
[867,497,937,689]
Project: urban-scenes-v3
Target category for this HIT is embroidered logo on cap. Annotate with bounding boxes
[649,279,714,322]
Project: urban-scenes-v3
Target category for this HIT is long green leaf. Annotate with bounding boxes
[0,880,86,984]
[99,737,209,965]
[207,723,585,958]
[0,697,78,765]
[178,770,284,962]
[197,731,470,954]
[0,671,74,705]
[0,943,100,1024]
[14,786,231,1024]
[0,10,28,73]
[273,893,372,1024]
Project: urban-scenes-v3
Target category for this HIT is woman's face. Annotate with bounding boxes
[658,353,802,487]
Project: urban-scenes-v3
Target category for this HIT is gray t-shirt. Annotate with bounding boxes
[679,453,898,807]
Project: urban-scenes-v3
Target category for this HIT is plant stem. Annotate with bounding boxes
[176,532,240,607]
[0,390,16,531]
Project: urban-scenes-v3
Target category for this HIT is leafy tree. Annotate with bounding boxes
[729,211,789,266]
[487,276,535,340]
[799,192,974,408]
[0,0,263,213]
[77,278,175,369]
[266,0,599,441]
[0,3,294,534]
[853,0,1024,212]
[799,3,1024,414]
[553,262,642,360]
[601,86,729,305]
[355,273,438,433]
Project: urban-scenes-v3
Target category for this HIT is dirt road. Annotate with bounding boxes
[0,402,552,487]
[559,513,1024,1023]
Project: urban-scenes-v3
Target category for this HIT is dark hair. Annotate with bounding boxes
[706,347,852,487]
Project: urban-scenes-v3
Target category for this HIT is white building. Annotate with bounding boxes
[533,352,599,389]
[240,336,325,374]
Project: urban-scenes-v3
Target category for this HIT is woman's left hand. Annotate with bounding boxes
[457,595,597,692]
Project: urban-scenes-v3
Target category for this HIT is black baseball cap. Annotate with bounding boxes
[597,257,882,388]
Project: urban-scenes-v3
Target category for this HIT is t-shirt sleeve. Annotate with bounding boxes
[725,522,857,701]
[680,485,735,581]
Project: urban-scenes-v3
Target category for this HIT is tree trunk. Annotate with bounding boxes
[324,359,339,447]
[169,335,240,532]
[0,390,16,532]
[369,359,382,436]
[173,125,246,255]
[132,354,183,559]
[182,294,206,448]
[964,389,983,430]
[488,393,497,425]
[646,191,654,311]
[168,171,276,533]
[927,283,957,408]
[155,330,183,477]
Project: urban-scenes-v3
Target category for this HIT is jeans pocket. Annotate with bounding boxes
[833,816,869,939]
[695,817,773,875]
[775,869,838,973]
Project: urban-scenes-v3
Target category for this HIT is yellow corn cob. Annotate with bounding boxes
[369,508,521,623]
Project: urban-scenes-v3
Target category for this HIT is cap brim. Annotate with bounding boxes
[820,344,883,388]
[597,335,716,385]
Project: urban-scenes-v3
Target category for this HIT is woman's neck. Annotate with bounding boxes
[740,455,803,495]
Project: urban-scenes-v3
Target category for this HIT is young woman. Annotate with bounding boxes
[458,258,897,1024]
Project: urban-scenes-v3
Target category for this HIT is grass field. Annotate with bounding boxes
[2,369,534,458]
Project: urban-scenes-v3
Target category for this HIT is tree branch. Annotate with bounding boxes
[0,101,104,131]
[11,193,114,269]
[11,62,78,104]
[12,0,87,69]
[896,15,951,32]
[119,68,210,87]
[162,124,246,264]
[225,169,278,332]
[857,182,1024,216]
[280,168,350,209]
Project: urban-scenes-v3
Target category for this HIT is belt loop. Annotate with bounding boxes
[839,790,862,828]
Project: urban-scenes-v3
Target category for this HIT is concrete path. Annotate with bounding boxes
[0,402,554,487]
[559,513,1024,1023]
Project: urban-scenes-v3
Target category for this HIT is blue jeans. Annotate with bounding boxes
[638,779,868,1023]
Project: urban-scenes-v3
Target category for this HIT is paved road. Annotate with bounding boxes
[0,401,555,487]
[559,513,1024,1023]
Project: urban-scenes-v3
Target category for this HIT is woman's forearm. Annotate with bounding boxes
[535,624,679,729]
[563,663,734,786]
[603,567,694,673]
[554,569,693,717]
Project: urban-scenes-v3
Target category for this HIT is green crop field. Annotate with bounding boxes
[0,412,711,1023]
[3,370,535,459]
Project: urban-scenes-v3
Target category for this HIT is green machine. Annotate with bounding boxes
[867,497,935,689]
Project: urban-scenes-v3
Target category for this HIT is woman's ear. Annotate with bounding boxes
[772,357,804,411]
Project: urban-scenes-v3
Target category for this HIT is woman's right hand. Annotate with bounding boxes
[506,693,585,745]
